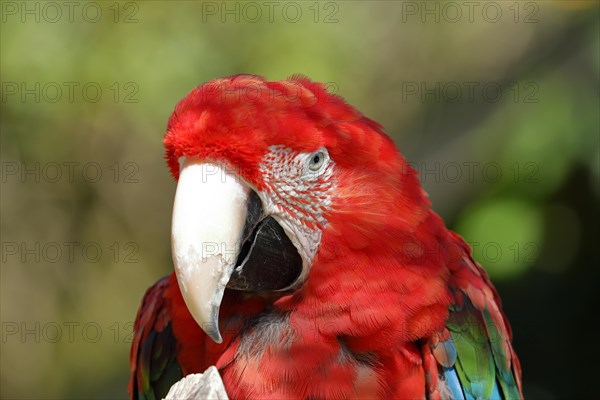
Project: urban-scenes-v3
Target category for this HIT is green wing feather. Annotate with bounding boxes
[428,245,523,400]
[129,277,183,400]
[448,295,497,399]
[481,307,520,399]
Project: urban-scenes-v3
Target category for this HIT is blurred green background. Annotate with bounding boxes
[1,1,598,399]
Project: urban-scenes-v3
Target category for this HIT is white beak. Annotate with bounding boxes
[171,159,249,343]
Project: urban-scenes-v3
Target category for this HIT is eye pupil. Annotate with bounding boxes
[313,155,320,164]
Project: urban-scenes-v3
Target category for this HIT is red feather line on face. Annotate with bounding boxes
[128,75,523,399]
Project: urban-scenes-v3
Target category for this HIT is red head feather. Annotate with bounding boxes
[165,75,402,183]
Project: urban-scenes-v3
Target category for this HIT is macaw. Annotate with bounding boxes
[129,75,522,400]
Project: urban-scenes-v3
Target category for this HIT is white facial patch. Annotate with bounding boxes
[258,145,336,285]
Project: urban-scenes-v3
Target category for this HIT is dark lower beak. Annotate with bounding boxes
[227,191,303,292]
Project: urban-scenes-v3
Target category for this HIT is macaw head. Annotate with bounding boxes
[165,75,433,343]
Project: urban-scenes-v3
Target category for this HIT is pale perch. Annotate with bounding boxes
[163,366,229,400]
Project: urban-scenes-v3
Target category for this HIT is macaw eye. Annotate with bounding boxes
[308,149,328,172]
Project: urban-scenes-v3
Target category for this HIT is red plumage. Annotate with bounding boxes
[130,75,522,399]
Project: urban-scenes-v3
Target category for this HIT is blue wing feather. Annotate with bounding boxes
[442,367,466,400]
